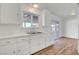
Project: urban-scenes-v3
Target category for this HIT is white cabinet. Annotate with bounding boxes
[0,39,17,55]
[0,3,21,24]
[16,37,30,55]
[45,33,53,47]
[29,33,53,54]
[0,33,53,55]
[0,37,30,55]
[0,44,17,55]
[42,9,52,26]
[39,34,46,49]
[30,35,41,54]
[30,34,46,54]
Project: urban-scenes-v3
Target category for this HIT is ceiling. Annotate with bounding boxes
[40,3,79,18]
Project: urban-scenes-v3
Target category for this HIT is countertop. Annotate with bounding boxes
[0,34,30,39]
[0,32,51,39]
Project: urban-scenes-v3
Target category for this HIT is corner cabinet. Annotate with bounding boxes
[0,4,21,24]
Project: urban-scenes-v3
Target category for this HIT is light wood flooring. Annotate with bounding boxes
[33,37,78,55]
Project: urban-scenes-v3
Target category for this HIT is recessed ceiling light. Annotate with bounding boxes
[33,4,39,8]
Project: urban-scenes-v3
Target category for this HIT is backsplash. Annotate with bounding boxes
[0,24,26,36]
[0,24,53,37]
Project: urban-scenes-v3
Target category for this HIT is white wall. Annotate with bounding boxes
[64,17,78,39]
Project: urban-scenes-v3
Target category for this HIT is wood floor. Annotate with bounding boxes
[33,37,78,55]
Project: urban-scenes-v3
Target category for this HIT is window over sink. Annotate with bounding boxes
[22,12,39,28]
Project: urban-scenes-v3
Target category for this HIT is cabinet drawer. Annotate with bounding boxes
[0,39,16,46]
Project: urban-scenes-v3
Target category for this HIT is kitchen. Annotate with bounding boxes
[0,3,78,55]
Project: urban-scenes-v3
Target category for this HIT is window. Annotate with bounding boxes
[22,22,32,28]
[22,12,39,28]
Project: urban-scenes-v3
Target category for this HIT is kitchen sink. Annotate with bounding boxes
[27,32,42,34]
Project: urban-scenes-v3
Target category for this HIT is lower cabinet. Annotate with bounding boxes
[0,33,53,55]
[30,35,42,54]
[30,34,46,54]
[45,33,53,47]
[30,34,53,54]
[0,37,30,55]
[0,44,17,55]
[16,37,30,55]
[0,38,17,55]
[39,34,46,49]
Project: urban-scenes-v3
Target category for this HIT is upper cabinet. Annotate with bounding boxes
[41,9,61,27]
[41,9,53,27]
[0,4,21,24]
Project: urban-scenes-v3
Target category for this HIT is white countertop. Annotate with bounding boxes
[0,32,50,39]
[0,34,30,39]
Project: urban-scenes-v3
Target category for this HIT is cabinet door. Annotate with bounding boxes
[30,35,42,54]
[16,37,30,55]
[39,34,46,49]
[45,33,53,47]
[44,10,52,26]
[1,3,20,24]
[0,44,17,55]
[0,39,17,55]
